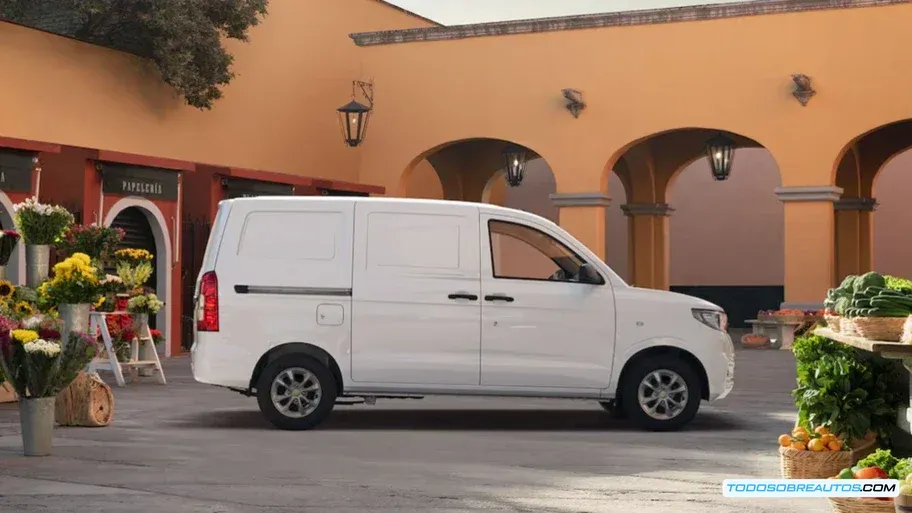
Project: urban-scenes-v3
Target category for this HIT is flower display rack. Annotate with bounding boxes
[86,311,166,387]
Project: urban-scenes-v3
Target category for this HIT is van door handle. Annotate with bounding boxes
[484,294,514,303]
[448,293,479,301]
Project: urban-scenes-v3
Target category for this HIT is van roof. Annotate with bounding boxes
[219,195,542,218]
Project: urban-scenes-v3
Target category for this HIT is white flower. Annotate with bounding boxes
[23,339,61,357]
[100,274,122,285]
[21,314,45,330]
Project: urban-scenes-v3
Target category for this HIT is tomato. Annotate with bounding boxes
[854,467,889,479]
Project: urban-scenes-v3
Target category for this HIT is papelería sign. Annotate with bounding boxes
[99,162,180,201]
[0,149,36,192]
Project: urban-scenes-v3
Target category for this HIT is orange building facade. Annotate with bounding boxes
[1,0,912,349]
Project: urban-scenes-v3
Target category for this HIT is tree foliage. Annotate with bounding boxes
[0,0,269,109]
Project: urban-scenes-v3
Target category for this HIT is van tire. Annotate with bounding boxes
[619,355,701,431]
[256,354,337,431]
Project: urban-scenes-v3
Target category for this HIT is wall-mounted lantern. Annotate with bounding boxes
[502,143,528,187]
[337,80,374,147]
[704,132,736,181]
[562,89,586,118]
[791,74,816,107]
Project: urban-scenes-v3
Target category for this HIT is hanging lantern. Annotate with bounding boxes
[336,99,372,147]
[502,143,528,187]
[704,133,735,181]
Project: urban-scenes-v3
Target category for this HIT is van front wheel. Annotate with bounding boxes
[619,355,701,431]
[256,354,337,430]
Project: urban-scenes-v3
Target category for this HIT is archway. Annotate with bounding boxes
[0,191,24,285]
[605,127,783,328]
[104,197,173,357]
[833,119,912,283]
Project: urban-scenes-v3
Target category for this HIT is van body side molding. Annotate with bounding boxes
[234,285,352,297]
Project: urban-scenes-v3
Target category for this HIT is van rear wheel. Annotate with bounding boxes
[619,355,701,431]
[256,354,337,430]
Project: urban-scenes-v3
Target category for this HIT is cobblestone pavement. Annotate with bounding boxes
[0,348,830,513]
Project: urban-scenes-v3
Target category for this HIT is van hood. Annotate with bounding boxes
[619,286,724,312]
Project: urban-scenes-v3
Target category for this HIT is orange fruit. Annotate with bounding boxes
[828,440,843,451]
[820,434,833,445]
[790,441,807,451]
[808,439,826,452]
[778,434,792,447]
[815,426,830,436]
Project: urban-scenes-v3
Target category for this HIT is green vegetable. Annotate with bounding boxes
[855,272,887,293]
[840,275,859,292]
[858,449,899,474]
[838,468,855,479]
[835,297,851,315]
[886,275,912,293]
[891,458,912,480]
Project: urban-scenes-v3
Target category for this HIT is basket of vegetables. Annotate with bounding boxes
[828,273,912,342]
[828,449,912,513]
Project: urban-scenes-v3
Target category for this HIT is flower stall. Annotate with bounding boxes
[775,271,912,511]
[39,148,189,356]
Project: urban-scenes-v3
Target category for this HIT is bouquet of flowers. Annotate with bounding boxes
[57,225,124,264]
[0,324,97,399]
[115,248,153,293]
[37,253,100,306]
[0,230,21,266]
[126,293,164,315]
[12,197,74,245]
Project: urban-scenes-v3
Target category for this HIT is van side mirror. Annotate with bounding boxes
[578,263,603,285]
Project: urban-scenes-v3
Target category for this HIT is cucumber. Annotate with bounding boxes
[867,308,910,318]
[870,298,912,311]
[854,298,873,308]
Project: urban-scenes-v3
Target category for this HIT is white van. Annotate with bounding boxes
[190,197,734,431]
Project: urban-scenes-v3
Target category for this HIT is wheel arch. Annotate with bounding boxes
[250,342,345,396]
[615,345,710,401]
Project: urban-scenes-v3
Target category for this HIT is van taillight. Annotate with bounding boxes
[197,271,219,332]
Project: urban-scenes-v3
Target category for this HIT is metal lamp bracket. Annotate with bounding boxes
[791,74,816,107]
[562,88,586,118]
[354,80,374,108]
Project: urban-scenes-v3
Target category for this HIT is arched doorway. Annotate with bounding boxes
[834,119,912,283]
[604,127,783,327]
[104,198,172,356]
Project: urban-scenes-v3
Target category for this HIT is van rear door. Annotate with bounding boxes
[350,201,482,386]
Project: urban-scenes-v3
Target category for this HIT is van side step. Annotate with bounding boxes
[339,395,425,405]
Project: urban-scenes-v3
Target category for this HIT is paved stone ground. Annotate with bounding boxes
[0,347,831,513]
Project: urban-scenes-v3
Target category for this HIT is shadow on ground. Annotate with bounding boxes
[172,408,747,432]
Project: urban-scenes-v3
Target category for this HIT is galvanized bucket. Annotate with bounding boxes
[19,396,55,456]
[58,303,91,341]
[25,244,50,288]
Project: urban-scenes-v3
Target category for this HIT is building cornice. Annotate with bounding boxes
[774,186,843,203]
[351,0,909,46]
[622,203,675,217]
[550,192,610,207]
[834,197,878,211]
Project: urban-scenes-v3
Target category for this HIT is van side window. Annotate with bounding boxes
[487,220,600,283]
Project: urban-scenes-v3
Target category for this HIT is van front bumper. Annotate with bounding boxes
[707,333,735,401]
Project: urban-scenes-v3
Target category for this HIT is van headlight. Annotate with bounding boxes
[692,308,728,332]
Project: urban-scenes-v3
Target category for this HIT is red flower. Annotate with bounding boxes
[38,329,60,340]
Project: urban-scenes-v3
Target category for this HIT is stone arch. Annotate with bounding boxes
[0,191,24,285]
[103,197,173,357]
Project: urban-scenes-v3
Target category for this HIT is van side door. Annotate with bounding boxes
[350,202,482,386]
[479,213,616,390]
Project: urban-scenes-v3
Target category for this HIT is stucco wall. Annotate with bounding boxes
[0,0,432,185]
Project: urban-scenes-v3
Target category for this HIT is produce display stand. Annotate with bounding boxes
[746,318,808,350]
[815,326,912,453]
[85,312,167,387]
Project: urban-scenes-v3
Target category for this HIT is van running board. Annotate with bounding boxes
[338,395,425,405]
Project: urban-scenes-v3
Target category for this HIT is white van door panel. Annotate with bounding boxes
[480,214,616,389]
[351,202,482,385]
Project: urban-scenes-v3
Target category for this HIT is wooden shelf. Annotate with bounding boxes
[814,327,912,358]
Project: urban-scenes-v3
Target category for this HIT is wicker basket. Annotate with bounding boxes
[901,316,912,344]
[840,317,859,336]
[779,446,853,479]
[825,314,842,332]
[853,316,907,342]
[774,314,807,324]
[828,497,894,513]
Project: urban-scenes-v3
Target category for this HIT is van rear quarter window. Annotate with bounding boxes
[237,211,339,260]
[366,212,460,269]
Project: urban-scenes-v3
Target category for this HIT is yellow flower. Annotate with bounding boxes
[94,296,105,308]
[11,329,38,343]
[0,280,14,300]
[13,302,36,318]
[72,252,91,265]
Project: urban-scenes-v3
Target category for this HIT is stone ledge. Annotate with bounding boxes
[834,197,878,211]
[622,203,675,217]
[774,186,843,203]
[550,192,610,207]
[351,0,908,46]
